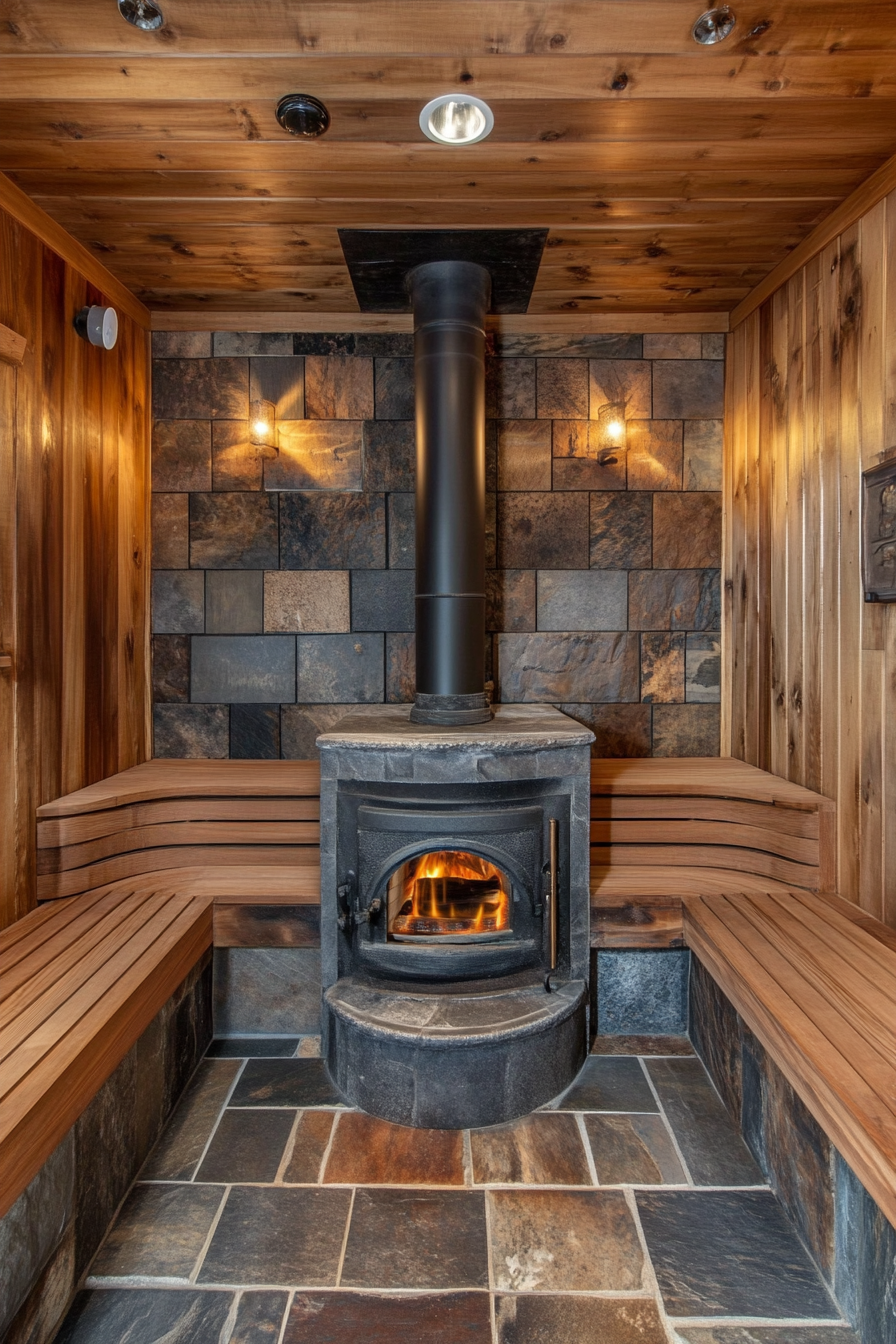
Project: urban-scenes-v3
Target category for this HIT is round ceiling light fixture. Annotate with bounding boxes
[419,94,494,146]
[276,93,331,138]
[692,5,736,42]
[118,0,165,30]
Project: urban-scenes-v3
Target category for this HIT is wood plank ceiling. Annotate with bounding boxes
[1,0,895,321]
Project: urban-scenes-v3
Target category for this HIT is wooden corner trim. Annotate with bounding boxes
[150,310,731,335]
[0,321,26,366]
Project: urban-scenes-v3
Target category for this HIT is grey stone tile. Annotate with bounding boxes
[637,1189,839,1318]
[536,358,589,418]
[495,1295,666,1344]
[231,1059,343,1108]
[387,492,415,569]
[364,420,415,492]
[280,704,368,759]
[497,632,639,703]
[206,1037,301,1058]
[689,957,744,1121]
[151,494,189,569]
[205,570,263,634]
[590,493,652,569]
[231,1292,291,1344]
[285,1292,491,1343]
[198,1187,352,1286]
[280,492,385,569]
[196,1109,296,1183]
[152,571,205,634]
[142,1059,241,1181]
[152,634,190,702]
[214,948,322,1035]
[702,333,727,359]
[554,1057,658,1113]
[686,631,721,703]
[592,1035,694,1057]
[212,421,265,491]
[629,570,720,631]
[487,358,536,418]
[626,419,683,491]
[486,491,497,568]
[495,333,642,359]
[304,356,373,419]
[264,421,363,492]
[297,632,384,702]
[555,703,651,758]
[152,331,212,358]
[153,357,248,420]
[56,1290,233,1343]
[386,631,415,702]
[293,334,412,357]
[230,704,281,759]
[641,632,686,703]
[264,570,350,632]
[678,1330,856,1344]
[590,360,652,420]
[646,1058,762,1185]
[489,1189,643,1291]
[375,358,414,419]
[152,421,212,492]
[342,1189,488,1289]
[653,703,720,756]
[153,704,229,758]
[497,420,552,490]
[90,1183,223,1279]
[351,569,415,631]
[536,570,627,631]
[584,1114,688,1185]
[190,493,279,569]
[250,355,304,418]
[653,360,725,419]
[835,1153,896,1342]
[654,492,722,568]
[497,493,589,569]
[644,333,703,359]
[684,419,723,490]
[191,635,296,704]
[487,570,536,633]
[217,332,294,356]
[598,950,690,1035]
[0,1134,74,1338]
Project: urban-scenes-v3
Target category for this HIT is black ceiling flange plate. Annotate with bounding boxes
[338,229,548,314]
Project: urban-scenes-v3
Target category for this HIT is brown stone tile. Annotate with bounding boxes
[304,356,373,420]
[702,333,726,359]
[557,703,651,758]
[590,360,651,420]
[470,1112,591,1186]
[198,1187,352,1287]
[591,1035,694,1056]
[190,493,279,570]
[488,1189,644,1291]
[265,421,363,492]
[684,420,723,491]
[364,420,415,492]
[281,703,368,759]
[283,1110,335,1184]
[497,633,639,703]
[629,570,720,631]
[485,491,497,568]
[152,634,190,703]
[552,420,627,491]
[206,570,263,634]
[652,704,720,756]
[250,355,305,419]
[497,420,552,491]
[686,631,721,703]
[284,1292,492,1343]
[153,331,211,359]
[153,704,230,759]
[584,1114,687,1185]
[280,492,385,569]
[341,1189,488,1289]
[653,360,725,419]
[644,333,703,359]
[386,630,415,702]
[590,493,652,570]
[374,357,414,419]
[142,1058,241,1181]
[487,570,536,633]
[90,1183,223,1279]
[195,1108,296,1184]
[495,1294,667,1344]
[497,493,589,569]
[152,421,212,493]
[626,420,683,491]
[653,493,721,568]
[536,358,589,418]
[151,494,189,569]
[488,357,536,418]
[153,357,248,420]
[323,1112,465,1185]
[212,421,265,491]
[641,632,686,703]
[263,571,350,633]
[231,1291,291,1343]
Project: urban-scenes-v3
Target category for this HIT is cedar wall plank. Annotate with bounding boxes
[724,184,896,923]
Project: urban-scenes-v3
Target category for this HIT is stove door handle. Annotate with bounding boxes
[545,818,559,992]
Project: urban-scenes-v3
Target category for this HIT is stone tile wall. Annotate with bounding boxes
[150,330,724,760]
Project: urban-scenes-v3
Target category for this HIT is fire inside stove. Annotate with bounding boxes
[388,850,512,942]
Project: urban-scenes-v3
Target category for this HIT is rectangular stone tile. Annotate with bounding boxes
[323,1112,465,1185]
[653,360,725,419]
[207,1038,300,1058]
[214,948,321,1036]
[536,570,627,631]
[654,492,722,568]
[636,1189,839,1319]
[141,1058,240,1181]
[151,494,189,569]
[470,1112,591,1186]
[536,358,589,418]
[653,703,720,756]
[280,492,385,569]
[153,331,212,359]
[495,333,642,359]
[835,1153,896,1338]
[364,420,415,492]
[231,1291,291,1344]
[198,1187,351,1286]
[554,456,627,491]
[206,570,263,633]
[553,1057,658,1113]
[152,634,190,703]
[555,703,651,758]
[153,358,248,420]
[689,956,744,1119]
[495,1295,666,1344]
[702,333,727,360]
[598,949,689,1035]
[374,357,414,419]
[231,1059,344,1108]
[153,704,229,759]
[486,491,497,569]
[641,632,686,703]
[590,360,652,420]
[626,419,683,491]
[644,333,703,359]
[264,421,363,492]
[195,1109,296,1184]
[250,355,304,418]
[591,1035,694,1056]
[629,570,720,631]
[152,571,205,634]
[281,704,368,759]
[585,1114,687,1185]
[297,632,384,703]
[212,421,265,491]
[191,636,296,704]
[497,632,639,703]
[152,421,212,493]
[590,493,652,569]
[90,1184,223,1279]
[645,1058,762,1185]
[487,569,535,633]
[386,630,415,702]
[351,569,415,631]
[217,332,293,356]
[678,1330,856,1344]
[497,493,589,569]
[304,356,373,420]
[264,570,349,633]
[285,1292,492,1343]
[497,420,552,490]
[190,493,279,570]
[489,1189,643,1291]
[56,1290,233,1344]
[684,419,723,490]
[686,631,721,703]
[341,1189,488,1290]
[230,703,281,759]
[282,1110,335,1183]
[488,357,536,418]
[387,491,415,569]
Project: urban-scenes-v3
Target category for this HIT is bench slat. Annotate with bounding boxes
[590,795,820,837]
[38,820,321,873]
[590,819,820,866]
[37,796,321,847]
[35,760,322,816]
[591,758,836,810]
[591,844,818,888]
[38,844,322,900]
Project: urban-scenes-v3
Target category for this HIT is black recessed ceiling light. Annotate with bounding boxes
[276,94,331,138]
[118,0,165,30]
[692,5,736,42]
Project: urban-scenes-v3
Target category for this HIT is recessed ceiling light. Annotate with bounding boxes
[420,95,494,146]
[276,94,331,138]
[118,0,165,30]
[692,6,736,42]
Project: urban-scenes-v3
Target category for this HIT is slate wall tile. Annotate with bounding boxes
[211,422,265,492]
[191,635,297,704]
[590,493,652,570]
[686,631,721,703]
[643,333,703,359]
[488,358,536,418]
[153,704,230,757]
[485,492,497,569]
[629,569,720,631]
[684,420,723,490]
[497,420,552,491]
[590,360,652,420]
[497,493,589,569]
[152,331,212,359]
[152,571,205,634]
[216,332,293,356]
[551,419,624,489]
[652,703,720,755]
[497,632,639,703]
[297,633,384,703]
[281,704,368,758]
[557,703,651,758]
[352,569,415,631]
[190,493,279,570]
[835,1154,896,1343]
[153,357,248,420]
[388,493,415,569]
[495,333,641,359]
[386,631,415,703]
[487,570,536,633]
[264,570,350,632]
[536,359,589,418]
[537,570,628,631]
[304,356,374,419]
[653,359,725,419]
[152,494,189,569]
[626,420,683,492]
[264,422,363,492]
[702,333,726,359]
[152,635,190,703]
[598,949,690,1035]
[280,492,385,569]
[654,493,722,568]
[641,632,686,703]
[249,356,304,419]
[364,420,415,492]
[375,358,415,420]
[214,948,322,1035]
[688,954,744,1120]
[205,570,264,634]
[152,421,212,493]
[230,704,281,759]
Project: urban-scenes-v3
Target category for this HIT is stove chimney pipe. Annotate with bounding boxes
[409,260,492,726]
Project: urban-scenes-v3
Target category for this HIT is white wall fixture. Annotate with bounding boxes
[74,306,119,350]
[419,95,494,145]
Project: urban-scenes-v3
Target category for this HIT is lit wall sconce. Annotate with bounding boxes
[595,402,627,465]
[250,399,278,453]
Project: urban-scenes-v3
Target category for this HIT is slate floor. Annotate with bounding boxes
[55,1035,858,1344]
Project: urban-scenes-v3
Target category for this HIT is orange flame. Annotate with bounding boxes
[390,850,511,937]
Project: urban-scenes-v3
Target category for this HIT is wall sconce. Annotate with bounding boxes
[74,305,118,350]
[595,402,627,465]
[250,399,278,453]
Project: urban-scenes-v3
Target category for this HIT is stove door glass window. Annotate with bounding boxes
[387,850,512,942]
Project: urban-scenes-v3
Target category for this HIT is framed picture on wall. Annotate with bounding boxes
[863,457,896,602]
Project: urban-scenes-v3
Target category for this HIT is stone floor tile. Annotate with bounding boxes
[488,1189,644,1292]
[677,1330,857,1344]
[55,1289,234,1343]
[230,1290,291,1342]
[207,1037,300,1058]
[636,1189,841,1319]
[284,1291,493,1342]
[552,1057,658,1113]
[89,1184,224,1280]
[470,1112,592,1186]
[141,1059,241,1181]
[591,1036,693,1056]
[230,1059,345,1108]
[195,1109,296,1184]
[323,1112,465,1185]
[645,1058,762,1186]
[198,1187,352,1286]
[283,1110,336,1183]
[494,1294,667,1344]
[584,1114,687,1185]
[341,1189,489,1290]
